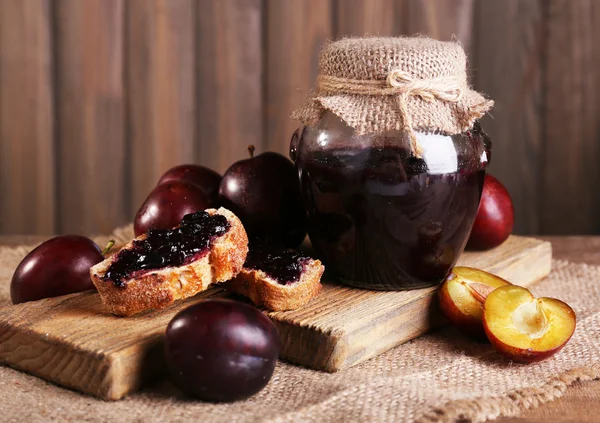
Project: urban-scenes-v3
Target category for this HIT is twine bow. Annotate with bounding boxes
[317,69,467,156]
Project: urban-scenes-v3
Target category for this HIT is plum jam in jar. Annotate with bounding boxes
[289,37,494,290]
[290,113,490,289]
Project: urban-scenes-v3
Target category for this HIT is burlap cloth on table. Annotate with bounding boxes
[1,228,600,423]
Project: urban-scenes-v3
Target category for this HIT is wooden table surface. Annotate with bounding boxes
[1,235,599,422]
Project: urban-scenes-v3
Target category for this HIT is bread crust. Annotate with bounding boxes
[229,259,324,311]
[90,208,248,317]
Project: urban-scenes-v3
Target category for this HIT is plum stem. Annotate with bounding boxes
[248,144,255,158]
[101,239,116,256]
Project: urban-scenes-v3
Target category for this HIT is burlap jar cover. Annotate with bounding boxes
[291,36,494,155]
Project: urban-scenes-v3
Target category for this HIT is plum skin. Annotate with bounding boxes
[218,151,307,248]
[134,180,210,237]
[164,299,280,402]
[10,235,103,304]
[157,164,222,206]
[467,174,514,250]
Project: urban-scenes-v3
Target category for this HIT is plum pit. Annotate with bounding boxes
[512,299,549,339]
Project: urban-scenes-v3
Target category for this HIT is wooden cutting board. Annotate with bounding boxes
[0,235,551,400]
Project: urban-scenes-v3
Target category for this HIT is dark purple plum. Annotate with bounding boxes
[157,164,222,206]
[11,235,104,304]
[134,180,210,237]
[165,299,280,402]
[218,146,306,248]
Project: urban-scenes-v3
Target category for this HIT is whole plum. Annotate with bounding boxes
[165,299,280,402]
[11,235,104,304]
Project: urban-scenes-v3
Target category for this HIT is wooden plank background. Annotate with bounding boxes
[0,0,598,236]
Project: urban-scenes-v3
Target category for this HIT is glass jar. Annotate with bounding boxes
[290,112,491,290]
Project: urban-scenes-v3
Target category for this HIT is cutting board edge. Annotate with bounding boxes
[483,238,552,287]
[0,235,556,398]
[0,319,118,399]
[276,318,347,372]
[312,237,554,372]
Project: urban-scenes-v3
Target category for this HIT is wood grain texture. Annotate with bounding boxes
[196,0,263,173]
[335,0,405,38]
[405,0,475,53]
[277,236,551,371]
[54,0,127,234]
[127,0,196,212]
[0,0,55,235]
[1,1,600,237]
[497,380,600,423]
[539,236,600,266]
[266,0,333,156]
[0,288,226,400]
[474,0,544,235]
[0,235,551,400]
[542,0,600,234]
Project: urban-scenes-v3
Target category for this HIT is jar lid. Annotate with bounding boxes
[291,37,493,155]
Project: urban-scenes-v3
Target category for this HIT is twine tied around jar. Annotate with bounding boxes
[291,37,494,157]
[317,69,467,156]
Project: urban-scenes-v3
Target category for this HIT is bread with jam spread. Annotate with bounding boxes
[228,247,324,311]
[90,207,248,317]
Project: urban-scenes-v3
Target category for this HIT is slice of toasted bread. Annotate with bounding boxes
[90,207,248,316]
[229,258,324,311]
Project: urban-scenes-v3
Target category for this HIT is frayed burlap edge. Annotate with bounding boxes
[417,364,600,423]
[0,224,135,261]
[291,93,493,138]
[91,223,135,249]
